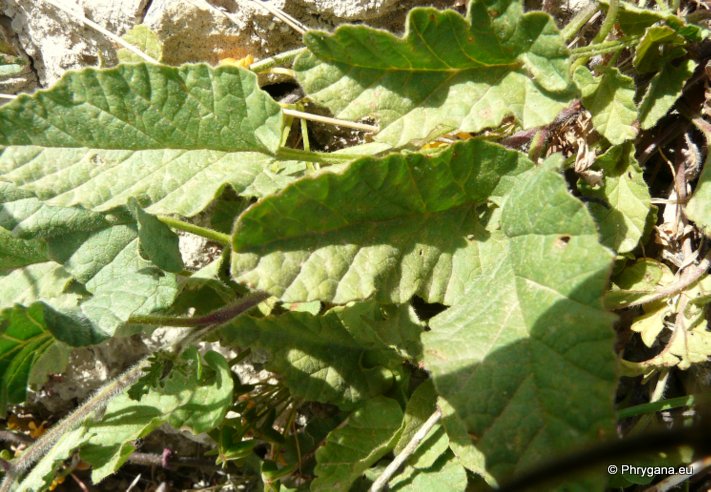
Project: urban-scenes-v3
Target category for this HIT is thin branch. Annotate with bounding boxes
[370,408,442,492]
[282,108,379,133]
[128,292,269,327]
[614,248,711,309]
[41,0,158,64]
[250,47,306,73]
[156,215,231,247]
[618,395,696,420]
[593,0,619,43]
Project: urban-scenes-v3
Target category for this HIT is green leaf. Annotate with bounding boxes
[422,168,616,487]
[129,198,183,273]
[0,304,64,413]
[312,396,403,492]
[0,64,288,217]
[639,60,696,130]
[686,119,711,236]
[389,451,467,492]
[633,26,686,74]
[118,24,163,63]
[600,0,683,36]
[220,308,399,409]
[231,139,533,304]
[294,2,574,147]
[81,349,234,482]
[0,262,74,309]
[338,302,424,362]
[579,144,652,253]
[18,426,88,491]
[574,67,638,145]
[0,224,48,269]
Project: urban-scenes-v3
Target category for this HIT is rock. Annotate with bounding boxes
[296,0,399,20]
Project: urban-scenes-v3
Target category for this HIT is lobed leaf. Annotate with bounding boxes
[422,168,617,487]
[0,64,289,217]
[294,1,575,147]
[231,139,533,304]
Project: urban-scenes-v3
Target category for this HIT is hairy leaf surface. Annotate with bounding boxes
[423,168,616,487]
[0,64,287,216]
[294,1,575,147]
[231,139,533,304]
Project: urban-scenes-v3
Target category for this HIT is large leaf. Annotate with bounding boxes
[220,307,401,409]
[231,139,533,304]
[423,168,617,487]
[574,67,638,145]
[312,396,403,492]
[578,144,652,253]
[0,262,74,309]
[0,63,288,217]
[294,1,575,147]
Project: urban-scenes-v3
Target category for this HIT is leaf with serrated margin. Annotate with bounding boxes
[0,64,290,217]
[639,60,696,130]
[0,304,69,414]
[578,143,652,253]
[231,139,533,304]
[294,0,575,148]
[574,67,638,145]
[423,168,616,488]
[683,115,711,236]
[312,396,403,492]
[220,308,400,409]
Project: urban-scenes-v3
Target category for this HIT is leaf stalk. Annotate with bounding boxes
[157,215,231,247]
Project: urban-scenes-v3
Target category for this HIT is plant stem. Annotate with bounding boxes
[250,48,306,73]
[129,292,269,327]
[276,146,366,164]
[370,408,442,492]
[561,3,597,42]
[618,395,696,419]
[157,215,231,246]
[281,108,379,133]
[594,0,619,43]
[570,36,640,58]
[0,292,267,492]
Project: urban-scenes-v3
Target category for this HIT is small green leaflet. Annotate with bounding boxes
[639,60,696,130]
[231,139,533,304]
[0,64,291,217]
[295,0,575,147]
[578,143,653,253]
[312,396,403,492]
[574,67,638,145]
[423,168,617,487]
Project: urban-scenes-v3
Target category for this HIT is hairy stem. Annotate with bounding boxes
[129,292,269,327]
[0,292,267,491]
[593,0,619,43]
[156,215,231,247]
[276,146,368,164]
[561,3,597,42]
[250,47,306,73]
